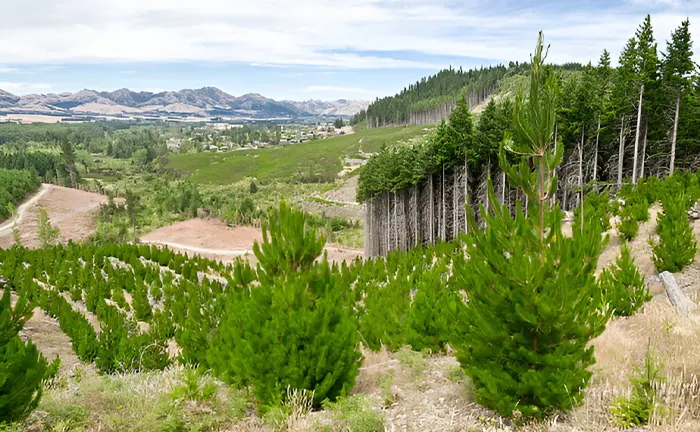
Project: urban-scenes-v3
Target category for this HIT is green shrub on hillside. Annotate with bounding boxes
[0,169,41,221]
[599,246,650,316]
[0,290,48,423]
[652,193,697,273]
[573,190,612,233]
[618,206,639,242]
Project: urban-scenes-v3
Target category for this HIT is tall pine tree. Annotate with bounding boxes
[453,33,609,420]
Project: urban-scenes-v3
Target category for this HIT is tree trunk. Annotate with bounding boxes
[413,183,418,247]
[429,175,434,245]
[453,164,458,238]
[579,129,585,234]
[670,90,680,175]
[659,271,697,316]
[593,115,600,184]
[632,83,644,184]
[618,117,626,186]
[364,200,371,257]
[441,164,446,240]
[464,156,469,233]
[500,171,506,204]
[640,123,647,179]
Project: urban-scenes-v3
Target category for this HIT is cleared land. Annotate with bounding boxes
[0,185,106,249]
[166,125,428,184]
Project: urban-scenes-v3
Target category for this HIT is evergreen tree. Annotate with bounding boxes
[452,33,609,419]
[209,205,361,408]
[652,193,697,272]
[599,246,651,316]
[0,290,48,423]
[662,19,695,174]
[253,203,325,278]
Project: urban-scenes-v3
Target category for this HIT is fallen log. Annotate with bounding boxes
[659,271,697,316]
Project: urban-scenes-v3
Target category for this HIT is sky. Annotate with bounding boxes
[0,0,698,101]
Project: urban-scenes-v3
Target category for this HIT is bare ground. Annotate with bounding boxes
[140,218,363,264]
[0,184,107,249]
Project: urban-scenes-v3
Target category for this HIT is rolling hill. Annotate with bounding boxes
[0,87,369,119]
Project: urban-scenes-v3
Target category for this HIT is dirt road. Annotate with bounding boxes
[0,184,107,249]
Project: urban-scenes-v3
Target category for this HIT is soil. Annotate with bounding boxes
[140,218,363,264]
[0,184,107,249]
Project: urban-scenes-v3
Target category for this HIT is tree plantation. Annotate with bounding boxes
[2,18,700,432]
[360,15,699,256]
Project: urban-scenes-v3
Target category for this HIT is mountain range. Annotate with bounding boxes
[0,87,369,118]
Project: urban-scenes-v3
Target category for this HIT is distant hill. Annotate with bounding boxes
[0,87,369,119]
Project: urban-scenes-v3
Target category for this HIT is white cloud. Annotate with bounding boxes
[0,82,53,91]
[305,85,376,94]
[0,0,697,69]
[0,67,18,73]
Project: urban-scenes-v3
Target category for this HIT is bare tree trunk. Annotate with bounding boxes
[464,156,469,233]
[640,123,647,179]
[364,200,370,257]
[618,117,625,186]
[593,115,600,184]
[501,171,506,204]
[579,129,585,234]
[632,84,644,184]
[659,271,697,316]
[453,164,458,238]
[441,164,446,240]
[386,193,390,255]
[429,176,434,245]
[670,91,680,175]
[413,183,418,247]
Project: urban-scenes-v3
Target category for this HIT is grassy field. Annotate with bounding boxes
[166,126,429,184]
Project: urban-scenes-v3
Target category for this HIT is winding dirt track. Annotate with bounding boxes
[0,184,50,235]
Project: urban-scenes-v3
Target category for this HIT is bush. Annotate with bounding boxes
[37,208,60,248]
[0,290,48,423]
[452,37,609,420]
[599,246,651,316]
[573,190,612,233]
[652,193,697,273]
[618,207,639,242]
[611,344,665,427]
[209,204,361,408]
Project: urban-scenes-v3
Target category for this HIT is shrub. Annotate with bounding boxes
[452,36,609,420]
[405,261,462,353]
[37,208,60,248]
[618,207,639,242]
[599,246,651,316]
[652,193,697,273]
[0,290,48,423]
[611,344,666,427]
[573,190,612,233]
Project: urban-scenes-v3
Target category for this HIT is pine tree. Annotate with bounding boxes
[652,192,697,273]
[452,33,609,419]
[132,281,152,322]
[663,19,695,174]
[209,204,361,408]
[0,290,48,423]
[599,245,651,316]
[253,202,325,278]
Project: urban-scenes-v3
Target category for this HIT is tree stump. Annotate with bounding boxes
[659,271,697,316]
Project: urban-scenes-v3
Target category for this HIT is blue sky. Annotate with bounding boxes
[0,0,698,101]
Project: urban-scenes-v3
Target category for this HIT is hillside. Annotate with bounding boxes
[0,87,369,119]
[166,125,429,184]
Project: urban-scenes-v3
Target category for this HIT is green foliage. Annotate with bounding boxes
[652,193,697,272]
[611,344,666,427]
[210,258,361,408]
[0,169,40,220]
[334,118,345,129]
[253,202,325,278]
[452,35,609,419]
[324,395,384,432]
[132,282,153,322]
[573,189,612,233]
[599,246,651,316]
[249,181,258,194]
[0,290,48,423]
[618,206,640,242]
[37,208,60,248]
